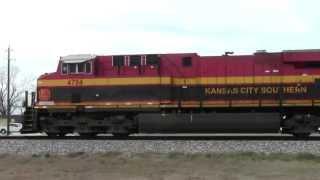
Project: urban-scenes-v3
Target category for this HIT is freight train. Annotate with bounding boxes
[21,50,320,137]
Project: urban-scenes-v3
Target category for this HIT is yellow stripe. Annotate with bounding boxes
[38,77,172,87]
[38,75,320,87]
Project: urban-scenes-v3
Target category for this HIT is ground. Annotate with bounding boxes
[0,152,320,180]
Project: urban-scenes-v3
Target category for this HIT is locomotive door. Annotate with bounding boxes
[142,55,169,107]
[178,56,200,108]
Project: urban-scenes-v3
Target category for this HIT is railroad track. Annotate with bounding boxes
[1,135,320,141]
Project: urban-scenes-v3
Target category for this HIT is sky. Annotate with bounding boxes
[0,0,320,79]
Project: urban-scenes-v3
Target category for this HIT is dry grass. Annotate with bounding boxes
[0,152,320,180]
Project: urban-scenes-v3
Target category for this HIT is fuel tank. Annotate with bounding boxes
[138,113,280,133]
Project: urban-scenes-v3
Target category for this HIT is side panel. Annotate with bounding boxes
[138,113,280,133]
[51,83,317,102]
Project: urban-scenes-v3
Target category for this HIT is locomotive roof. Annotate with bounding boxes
[60,54,96,63]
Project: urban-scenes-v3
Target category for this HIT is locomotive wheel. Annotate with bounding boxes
[0,129,7,135]
[283,114,319,138]
[112,133,130,137]
[293,133,311,138]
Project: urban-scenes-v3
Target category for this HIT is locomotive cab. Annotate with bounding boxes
[37,54,96,105]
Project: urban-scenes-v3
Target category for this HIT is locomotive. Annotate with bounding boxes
[21,49,320,137]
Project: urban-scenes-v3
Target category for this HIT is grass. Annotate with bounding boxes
[66,152,85,158]
[1,151,320,180]
[23,151,320,163]
[165,152,320,162]
[31,153,51,159]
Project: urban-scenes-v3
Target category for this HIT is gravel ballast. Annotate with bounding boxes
[1,140,320,155]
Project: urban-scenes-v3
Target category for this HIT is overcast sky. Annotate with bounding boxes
[0,0,320,79]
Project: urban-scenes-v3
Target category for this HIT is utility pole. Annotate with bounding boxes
[7,46,11,136]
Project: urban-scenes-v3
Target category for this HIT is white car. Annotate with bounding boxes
[0,123,23,135]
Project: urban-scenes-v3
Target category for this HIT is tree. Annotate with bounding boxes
[0,66,34,117]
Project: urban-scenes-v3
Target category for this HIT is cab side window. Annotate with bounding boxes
[78,63,85,73]
[61,62,92,74]
[85,62,91,73]
[69,64,77,73]
[62,63,68,74]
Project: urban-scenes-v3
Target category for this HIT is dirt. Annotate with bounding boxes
[0,152,319,180]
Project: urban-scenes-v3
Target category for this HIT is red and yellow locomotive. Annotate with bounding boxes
[22,50,320,137]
